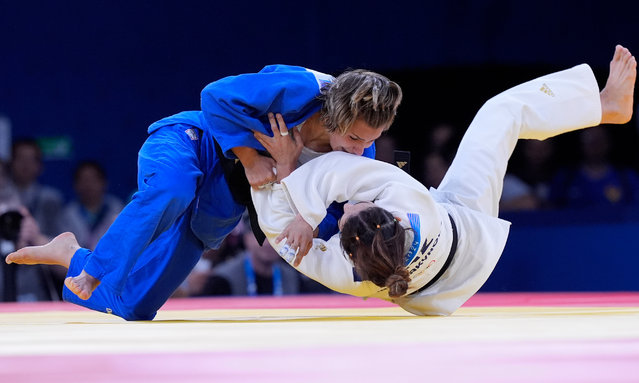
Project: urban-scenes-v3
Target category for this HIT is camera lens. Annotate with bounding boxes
[0,211,22,242]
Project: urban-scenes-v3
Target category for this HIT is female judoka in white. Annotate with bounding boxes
[252,45,636,315]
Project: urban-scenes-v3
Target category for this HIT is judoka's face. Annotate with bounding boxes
[339,201,376,231]
[329,119,384,156]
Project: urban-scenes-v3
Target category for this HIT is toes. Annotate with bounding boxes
[6,251,23,264]
[65,277,82,298]
[65,276,93,300]
[614,45,623,61]
[612,45,633,66]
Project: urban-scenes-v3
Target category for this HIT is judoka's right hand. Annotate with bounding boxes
[244,154,277,189]
[232,146,277,188]
[277,214,314,267]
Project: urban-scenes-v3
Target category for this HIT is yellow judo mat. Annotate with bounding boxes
[0,293,638,382]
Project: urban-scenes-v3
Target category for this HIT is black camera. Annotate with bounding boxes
[0,211,22,242]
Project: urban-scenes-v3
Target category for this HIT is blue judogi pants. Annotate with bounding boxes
[63,123,244,320]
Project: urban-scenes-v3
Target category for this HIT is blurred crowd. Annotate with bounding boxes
[3,119,639,302]
[377,122,639,213]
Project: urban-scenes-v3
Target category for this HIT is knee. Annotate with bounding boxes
[115,304,158,321]
[138,172,197,213]
[165,182,197,213]
[120,311,157,321]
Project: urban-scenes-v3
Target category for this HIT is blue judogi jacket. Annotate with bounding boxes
[148,65,375,242]
[199,64,375,239]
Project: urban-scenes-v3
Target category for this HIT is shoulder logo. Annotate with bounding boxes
[184,128,199,140]
[540,83,555,97]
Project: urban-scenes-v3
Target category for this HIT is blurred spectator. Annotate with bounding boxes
[10,139,63,237]
[418,123,459,188]
[375,134,397,164]
[549,126,639,208]
[172,222,246,297]
[0,161,58,301]
[501,139,557,211]
[207,220,246,268]
[192,216,331,296]
[429,123,459,156]
[59,161,123,250]
[421,152,450,188]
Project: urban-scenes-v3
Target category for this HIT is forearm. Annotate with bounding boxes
[234,145,294,184]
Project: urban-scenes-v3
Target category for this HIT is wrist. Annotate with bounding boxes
[276,163,296,181]
[232,146,258,168]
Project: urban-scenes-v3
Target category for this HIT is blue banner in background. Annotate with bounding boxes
[483,207,639,292]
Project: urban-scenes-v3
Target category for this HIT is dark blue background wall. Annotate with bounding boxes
[2,1,638,291]
[484,208,639,292]
[3,0,639,199]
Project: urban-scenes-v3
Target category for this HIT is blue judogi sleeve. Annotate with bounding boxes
[201,65,333,158]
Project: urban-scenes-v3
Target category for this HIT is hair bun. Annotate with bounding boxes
[385,273,409,298]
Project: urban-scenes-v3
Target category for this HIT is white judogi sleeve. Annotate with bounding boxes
[279,152,439,229]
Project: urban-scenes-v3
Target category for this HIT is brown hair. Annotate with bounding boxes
[340,206,411,297]
[318,70,402,135]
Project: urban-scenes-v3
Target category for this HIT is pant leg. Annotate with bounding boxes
[63,210,204,320]
[437,64,602,217]
[80,125,203,294]
[63,247,122,315]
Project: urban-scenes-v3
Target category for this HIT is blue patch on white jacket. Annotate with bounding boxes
[404,213,421,265]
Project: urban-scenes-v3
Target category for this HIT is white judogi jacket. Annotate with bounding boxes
[252,63,602,315]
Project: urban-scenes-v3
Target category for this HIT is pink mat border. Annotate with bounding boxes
[0,292,638,313]
[2,338,638,383]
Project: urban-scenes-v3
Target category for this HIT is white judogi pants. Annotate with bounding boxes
[398,64,601,315]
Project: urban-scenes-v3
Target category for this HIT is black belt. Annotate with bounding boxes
[410,213,458,295]
[213,139,267,245]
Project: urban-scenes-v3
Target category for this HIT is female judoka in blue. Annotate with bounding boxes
[6,65,402,320]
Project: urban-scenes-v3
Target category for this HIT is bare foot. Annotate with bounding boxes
[5,232,79,268]
[65,271,100,300]
[600,44,637,124]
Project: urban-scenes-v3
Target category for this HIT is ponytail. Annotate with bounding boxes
[340,206,411,297]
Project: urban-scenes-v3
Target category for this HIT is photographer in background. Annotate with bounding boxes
[0,160,57,301]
